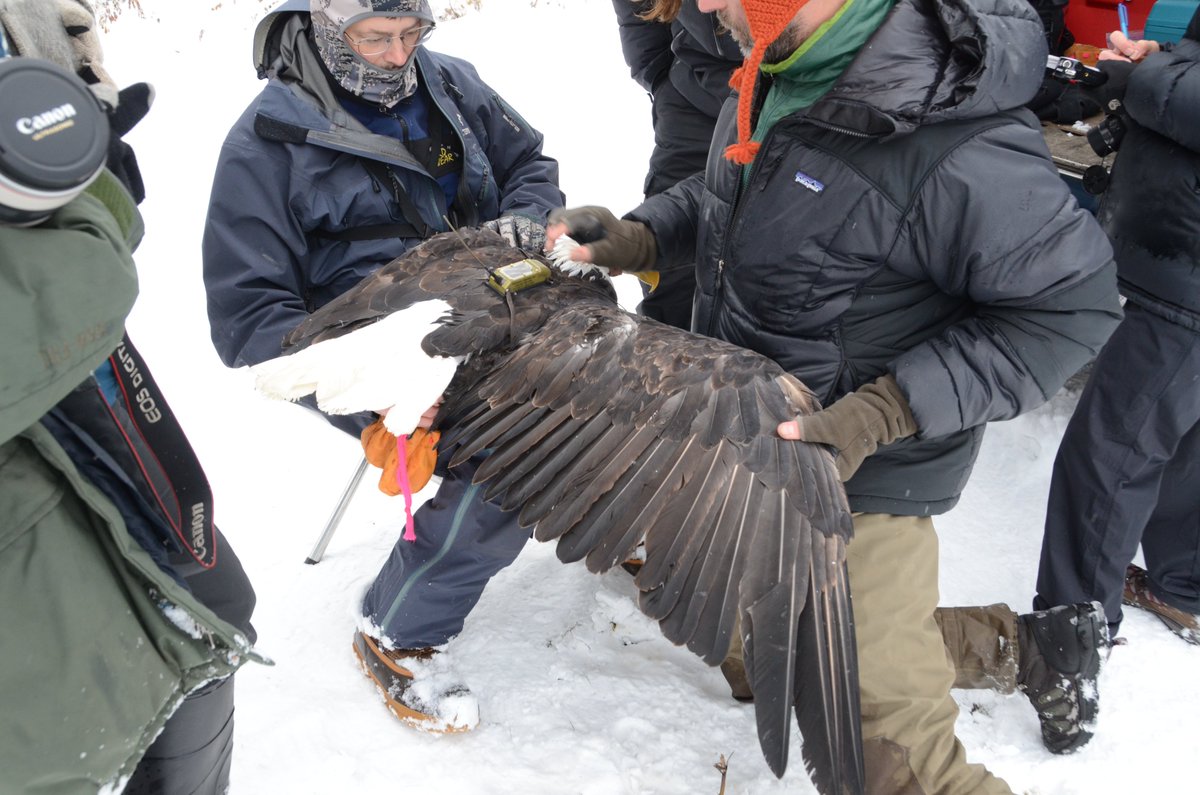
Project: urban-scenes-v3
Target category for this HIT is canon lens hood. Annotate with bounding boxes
[0,56,109,225]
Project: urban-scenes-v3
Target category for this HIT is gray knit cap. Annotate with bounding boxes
[309,0,435,107]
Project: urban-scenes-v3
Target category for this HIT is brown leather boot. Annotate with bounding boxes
[1124,564,1199,645]
[352,631,478,733]
[719,628,754,702]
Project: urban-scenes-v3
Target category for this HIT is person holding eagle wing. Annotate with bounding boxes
[548,0,1123,791]
[235,0,1122,792]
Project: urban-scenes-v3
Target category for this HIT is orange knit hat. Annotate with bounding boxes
[724,0,812,164]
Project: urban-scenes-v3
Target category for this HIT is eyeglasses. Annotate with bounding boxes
[344,25,434,56]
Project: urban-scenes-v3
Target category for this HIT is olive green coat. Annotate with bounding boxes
[0,174,258,794]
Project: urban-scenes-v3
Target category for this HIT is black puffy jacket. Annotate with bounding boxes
[630,0,1123,515]
[612,0,742,120]
[1097,10,1200,331]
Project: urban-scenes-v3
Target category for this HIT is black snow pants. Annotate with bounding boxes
[1036,301,1200,633]
[124,527,257,795]
[124,527,256,795]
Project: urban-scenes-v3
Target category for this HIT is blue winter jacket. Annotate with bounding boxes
[203,1,563,369]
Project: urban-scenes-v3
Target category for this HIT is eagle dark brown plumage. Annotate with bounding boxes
[268,228,865,792]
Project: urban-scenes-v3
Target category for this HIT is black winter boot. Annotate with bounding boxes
[1017,601,1107,754]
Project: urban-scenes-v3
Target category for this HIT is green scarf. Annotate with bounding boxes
[751,0,896,146]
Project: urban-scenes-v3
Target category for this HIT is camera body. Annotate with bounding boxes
[1045,55,1108,87]
[1087,98,1130,157]
[1042,55,1134,193]
[0,55,109,226]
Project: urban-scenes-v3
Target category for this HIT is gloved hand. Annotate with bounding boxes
[482,214,547,252]
[777,374,917,482]
[110,82,154,138]
[105,82,155,203]
[1030,80,1102,124]
[1089,60,1137,107]
[360,419,440,497]
[546,206,657,273]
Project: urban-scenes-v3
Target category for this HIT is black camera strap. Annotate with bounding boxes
[104,334,217,568]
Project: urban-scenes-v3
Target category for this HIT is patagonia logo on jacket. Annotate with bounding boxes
[794,171,825,194]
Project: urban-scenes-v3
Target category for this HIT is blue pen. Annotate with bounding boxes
[1118,2,1130,38]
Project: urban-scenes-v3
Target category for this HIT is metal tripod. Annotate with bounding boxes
[305,455,369,564]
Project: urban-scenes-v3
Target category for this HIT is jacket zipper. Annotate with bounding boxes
[704,108,880,337]
[706,134,776,337]
[804,115,877,139]
[707,72,773,336]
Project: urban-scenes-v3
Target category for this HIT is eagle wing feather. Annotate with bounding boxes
[257,230,864,792]
[437,293,860,788]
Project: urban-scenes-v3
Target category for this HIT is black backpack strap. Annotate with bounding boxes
[309,158,435,242]
[312,220,424,241]
[369,158,434,237]
[255,112,437,241]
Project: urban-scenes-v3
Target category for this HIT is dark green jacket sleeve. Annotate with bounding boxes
[0,175,140,445]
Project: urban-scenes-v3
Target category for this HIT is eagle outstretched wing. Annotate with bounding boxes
[261,229,864,792]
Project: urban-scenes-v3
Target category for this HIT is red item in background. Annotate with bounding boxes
[1066,0,1153,47]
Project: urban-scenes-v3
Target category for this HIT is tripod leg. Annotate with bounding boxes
[305,455,370,564]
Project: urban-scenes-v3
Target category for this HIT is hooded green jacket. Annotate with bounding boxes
[0,174,256,794]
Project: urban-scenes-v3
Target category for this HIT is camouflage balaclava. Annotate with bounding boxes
[309,0,435,107]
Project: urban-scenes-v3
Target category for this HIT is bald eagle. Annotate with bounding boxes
[253,228,864,792]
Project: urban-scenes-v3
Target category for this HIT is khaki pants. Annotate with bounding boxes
[850,513,1015,795]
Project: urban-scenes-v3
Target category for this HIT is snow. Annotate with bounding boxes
[99,1,1197,792]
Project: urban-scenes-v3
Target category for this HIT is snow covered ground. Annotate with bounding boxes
[102,1,1197,792]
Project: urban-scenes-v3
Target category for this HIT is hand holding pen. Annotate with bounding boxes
[1103,6,1160,64]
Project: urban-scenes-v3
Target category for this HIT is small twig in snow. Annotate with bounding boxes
[714,753,731,795]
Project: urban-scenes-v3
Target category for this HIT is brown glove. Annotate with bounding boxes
[547,206,657,273]
[360,419,440,496]
[781,374,917,482]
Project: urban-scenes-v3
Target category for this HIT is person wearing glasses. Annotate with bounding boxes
[202,0,563,733]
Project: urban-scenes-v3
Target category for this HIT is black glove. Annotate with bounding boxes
[1029,75,1104,124]
[1089,60,1136,108]
[481,214,546,252]
[105,83,155,204]
[110,82,154,138]
[1048,83,1103,124]
[547,206,657,272]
